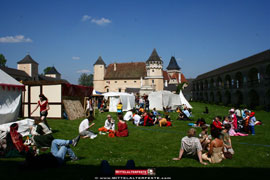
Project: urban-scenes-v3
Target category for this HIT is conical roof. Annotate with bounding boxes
[17,55,38,65]
[45,66,61,75]
[167,56,180,70]
[146,48,163,63]
[94,56,106,66]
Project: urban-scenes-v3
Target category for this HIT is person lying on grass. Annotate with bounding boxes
[79,116,97,139]
[98,115,115,135]
[23,136,80,169]
[172,128,207,165]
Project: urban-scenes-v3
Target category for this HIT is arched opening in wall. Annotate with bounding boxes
[204,80,208,90]
[216,77,222,89]
[210,92,214,102]
[224,91,231,105]
[248,68,259,87]
[266,64,270,80]
[204,92,208,102]
[235,72,243,88]
[225,75,231,89]
[210,79,214,89]
[196,83,199,91]
[199,92,203,101]
[234,90,243,107]
[266,89,270,111]
[216,91,222,104]
[200,82,204,91]
[196,92,199,101]
[193,83,196,91]
[248,89,260,109]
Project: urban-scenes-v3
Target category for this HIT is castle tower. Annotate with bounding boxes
[145,48,164,91]
[167,56,181,84]
[17,55,39,80]
[93,56,106,92]
[45,66,61,79]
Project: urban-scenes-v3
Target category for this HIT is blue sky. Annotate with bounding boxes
[0,0,269,84]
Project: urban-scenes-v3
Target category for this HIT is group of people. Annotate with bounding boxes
[173,107,260,165]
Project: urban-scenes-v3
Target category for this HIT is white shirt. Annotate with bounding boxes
[104,119,115,130]
[133,114,141,125]
[124,111,133,121]
[79,119,89,133]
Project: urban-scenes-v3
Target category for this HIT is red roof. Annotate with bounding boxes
[163,71,170,81]
[104,62,146,80]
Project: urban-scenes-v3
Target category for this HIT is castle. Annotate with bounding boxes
[93,49,187,94]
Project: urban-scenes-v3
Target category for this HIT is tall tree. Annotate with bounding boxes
[0,54,7,66]
[78,73,93,86]
[43,66,53,74]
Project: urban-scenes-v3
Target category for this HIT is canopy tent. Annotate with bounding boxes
[103,92,135,112]
[179,90,192,109]
[148,90,192,111]
[0,69,24,125]
[92,89,103,96]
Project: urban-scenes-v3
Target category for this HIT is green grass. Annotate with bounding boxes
[1,102,270,179]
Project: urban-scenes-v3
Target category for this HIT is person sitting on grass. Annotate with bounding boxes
[198,125,211,152]
[98,115,115,135]
[23,136,80,168]
[142,112,154,126]
[115,115,129,137]
[31,117,54,148]
[79,116,97,139]
[5,123,32,158]
[123,109,133,121]
[133,112,141,126]
[211,116,223,135]
[221,124,234,155]
[173,128,207,165]
[224,116,248,136]
[183,107,191,118]
[202,129,225,164]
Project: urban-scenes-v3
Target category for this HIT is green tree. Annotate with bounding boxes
[0,54,7,66]
[43,66,53,74]
[78,73,93,86]
[176,82,188,94]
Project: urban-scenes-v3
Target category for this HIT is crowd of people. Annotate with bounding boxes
[0,93,262,168]
[173,107,260,164]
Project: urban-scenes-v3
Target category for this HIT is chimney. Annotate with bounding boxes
[114,63,117,71]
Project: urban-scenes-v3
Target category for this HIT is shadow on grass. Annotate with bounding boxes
[1,159,270,179]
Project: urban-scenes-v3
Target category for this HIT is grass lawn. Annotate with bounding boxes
[1,102,270,179]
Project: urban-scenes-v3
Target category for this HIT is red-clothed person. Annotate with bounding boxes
[211,116,223,133]
[115,115,129,137]
[143,112,153,126]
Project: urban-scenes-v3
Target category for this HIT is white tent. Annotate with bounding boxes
[0,69,24,125]
[103,92,135,112]
[179,90,192,109]
[148,90,192,111]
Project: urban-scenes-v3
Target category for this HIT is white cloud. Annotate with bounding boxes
[81,15,111,25]
[0,35,32,43]
[76,69,91,73]
[91,17,111,25]
[82,15,91,22]
[72,56,80,60]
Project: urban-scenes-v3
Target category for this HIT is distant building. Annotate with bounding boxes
[192,50,270,109]
[93,49,187,94]
[45,66,61,79]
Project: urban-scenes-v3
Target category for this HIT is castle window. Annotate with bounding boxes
[100,66,102,68]
[115,81,117,83]
[134,81,136,83]
[152,70,154,72]
[107,89,109,92]
[118,88,121,92]
[124,81,127,83]
[152,80,154,83]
